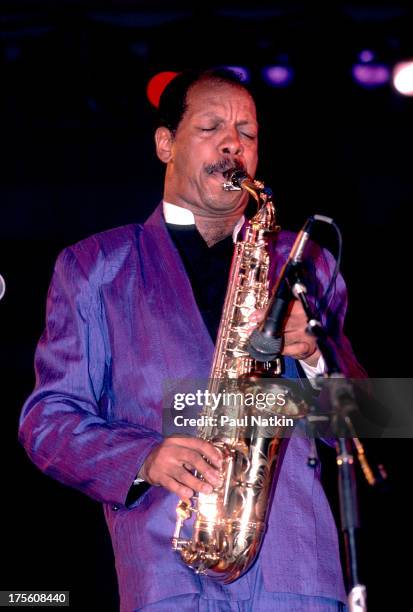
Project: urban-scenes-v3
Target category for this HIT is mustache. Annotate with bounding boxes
[204,158,245,176]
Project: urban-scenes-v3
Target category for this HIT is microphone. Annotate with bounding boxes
[286,216,315,266]
[247,216,315,361]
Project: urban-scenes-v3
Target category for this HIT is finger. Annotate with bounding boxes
[282,300,308,330]
[289,299,305,316]
[248,308,266,323]
[172,437,223,468]
[283,324,314,335]
[282,342,314,359]
[177,449,221,486]
[161,475,194,499]
[283,330,316,346]
[282,345,320,366]
[176,467,215,495]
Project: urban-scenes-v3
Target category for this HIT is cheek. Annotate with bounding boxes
[174,141,204,173]
[173,147,193,176]
[247,151,258,175]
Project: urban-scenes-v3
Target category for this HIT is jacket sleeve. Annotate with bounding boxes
[313,245,367,378]
[270,231,367,378]
[18,246,163,507]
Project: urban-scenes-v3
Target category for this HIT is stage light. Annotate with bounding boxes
[262,65,294,88]
[352,50,390,88]
[392,61,413,96]
[146,71,178,108]
[223,66,250,82]
[359,50,375,63]
[0,274,5,301]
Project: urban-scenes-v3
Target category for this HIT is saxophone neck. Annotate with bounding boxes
[243,201,279,245]
[251,201,277,230]
[223,169,279,232]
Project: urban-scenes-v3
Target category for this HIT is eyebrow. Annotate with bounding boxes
[195,111,258,127]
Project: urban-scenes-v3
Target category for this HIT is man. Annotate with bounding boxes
[19,68,363,611]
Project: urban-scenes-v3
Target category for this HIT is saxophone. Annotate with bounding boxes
[171,171,306,583]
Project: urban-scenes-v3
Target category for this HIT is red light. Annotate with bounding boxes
[146,71,179,108]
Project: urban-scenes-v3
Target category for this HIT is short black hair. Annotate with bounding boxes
[157,67,252,134]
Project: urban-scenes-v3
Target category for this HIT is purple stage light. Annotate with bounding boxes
[359,50,375,63]
[262,65,294,87]
[224,66,250,82]
[352,63,390,88]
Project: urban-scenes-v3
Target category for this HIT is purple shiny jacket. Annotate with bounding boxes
[19,204,364,610]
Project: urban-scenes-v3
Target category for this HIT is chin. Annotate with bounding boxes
[207,199,245,216]
[203,189,246,215]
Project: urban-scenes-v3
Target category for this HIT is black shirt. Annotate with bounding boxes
[166,223,235,343]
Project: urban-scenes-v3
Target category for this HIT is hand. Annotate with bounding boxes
[281,299,320,365]
[249,299,320,366]
[139,436,223,499]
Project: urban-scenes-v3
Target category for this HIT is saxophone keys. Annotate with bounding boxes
[176,499,193,520]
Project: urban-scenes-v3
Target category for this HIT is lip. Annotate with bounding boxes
[206,172,235,189]
[207,165,240,178]
[206,171,227,181]
[205,161,243,178]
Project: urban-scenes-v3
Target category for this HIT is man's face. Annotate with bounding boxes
[158,80,259,218]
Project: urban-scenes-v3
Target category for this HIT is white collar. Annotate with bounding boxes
[163,201,196,225]
[163,201,245,243]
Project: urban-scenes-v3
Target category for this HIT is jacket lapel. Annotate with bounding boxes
[140,204,215,383]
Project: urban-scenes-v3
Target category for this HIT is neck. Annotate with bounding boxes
[195,214,239,246]
[162,190,247,246]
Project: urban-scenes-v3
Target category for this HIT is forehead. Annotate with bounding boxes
[184,80,257,120]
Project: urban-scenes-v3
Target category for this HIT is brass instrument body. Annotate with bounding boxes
[172,175,305,583]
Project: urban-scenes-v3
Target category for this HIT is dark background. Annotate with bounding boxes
[1,1,412,610]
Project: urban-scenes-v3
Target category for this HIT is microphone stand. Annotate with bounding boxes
[289,264,368,612]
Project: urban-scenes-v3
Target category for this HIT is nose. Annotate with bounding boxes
[219,127,243,157]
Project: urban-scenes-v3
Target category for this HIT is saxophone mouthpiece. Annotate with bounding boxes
[223,170,256,192]
[228,170,250,187]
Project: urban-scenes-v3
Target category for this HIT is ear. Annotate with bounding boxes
[155,127,174,163]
